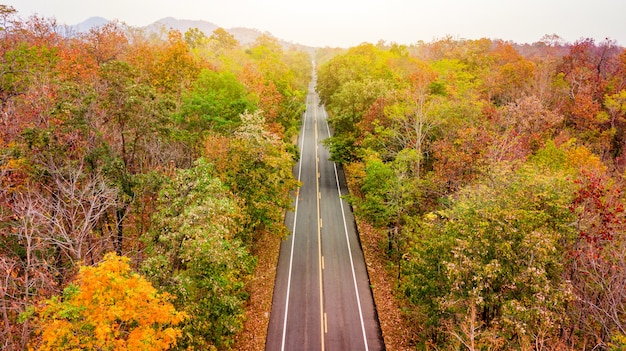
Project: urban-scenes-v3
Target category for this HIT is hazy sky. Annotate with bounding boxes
[5,0,626,47]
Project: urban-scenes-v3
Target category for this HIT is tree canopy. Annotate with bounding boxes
[0,9,309,350]
[317,37,626,350]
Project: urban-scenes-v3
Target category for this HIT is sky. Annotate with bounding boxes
[5,0,626,48]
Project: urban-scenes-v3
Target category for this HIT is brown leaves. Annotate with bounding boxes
[232,229,281,351]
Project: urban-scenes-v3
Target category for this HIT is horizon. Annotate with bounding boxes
[39,14,626,50]
[5,0,626,48]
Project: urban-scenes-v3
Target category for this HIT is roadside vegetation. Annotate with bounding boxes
[0,5,309,350]
[317,37,626,350]
[3,2,626,350]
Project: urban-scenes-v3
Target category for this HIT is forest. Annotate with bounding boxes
[2,2,626,351]
[316,35,626,349]
[0,5,310,350]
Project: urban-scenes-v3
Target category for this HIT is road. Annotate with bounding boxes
[266,77,384,351]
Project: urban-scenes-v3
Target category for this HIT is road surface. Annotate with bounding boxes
[266,77,384,351]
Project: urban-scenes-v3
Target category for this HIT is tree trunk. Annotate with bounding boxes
[115,206,126,255]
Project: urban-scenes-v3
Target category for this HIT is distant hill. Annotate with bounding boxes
[72,16,110,32]
[146,17,219,38]
[227,27,269,46]
[70,16,316,53]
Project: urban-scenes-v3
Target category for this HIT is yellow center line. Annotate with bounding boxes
[314,95,325,351]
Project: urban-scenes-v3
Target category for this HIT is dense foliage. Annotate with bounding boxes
[141,158,255,350]
[317,37,626,349]
[0,6,310,350]
[4,2,626,349]
[30,253,186,351]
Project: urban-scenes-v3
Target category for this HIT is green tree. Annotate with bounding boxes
[179,68,255,134]
[142,158,254,350]
[316,43,394,106]
[97,60,171,254]
[353,156,396,228]
[403,150,578,350]
[323,79,393,163]
[205,111,300,241]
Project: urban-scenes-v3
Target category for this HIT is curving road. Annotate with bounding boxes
[266,76,384,351]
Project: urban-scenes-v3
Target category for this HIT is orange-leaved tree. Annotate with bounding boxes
[29,253,186,351]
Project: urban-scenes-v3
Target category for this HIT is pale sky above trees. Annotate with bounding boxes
[6,0,626,47]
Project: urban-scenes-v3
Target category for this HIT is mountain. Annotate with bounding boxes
[71,16,110,32]
[146,17,219,37]
[69,17,316,53]
[228,27,269,46]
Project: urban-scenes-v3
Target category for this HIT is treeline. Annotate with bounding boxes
[0,5,310,350]
[316,37,626,350]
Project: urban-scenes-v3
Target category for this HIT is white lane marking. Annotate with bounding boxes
[280,91,310,351]
[321,107,370,351]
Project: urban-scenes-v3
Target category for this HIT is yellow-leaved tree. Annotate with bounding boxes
[29,253,186,351]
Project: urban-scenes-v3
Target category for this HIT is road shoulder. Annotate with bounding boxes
[344,164,419,351]
[232,229,282,351]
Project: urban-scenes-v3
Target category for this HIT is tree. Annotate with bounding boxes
[395,74,439,178]
[30,253,185,351]
[193,28,242,73]
[403,153,578,350]
[605,89,626,138]
[566,170,626,348]
[501,95,563,140]
[430,126,491,193]
[316,44,397,162]
[38,163,117,265]
[183,27,207,50]
[209,28,238,52]
[126,29,200,97]
[1,188,56,351]
[353,156,397,228]
[142,158,254,350]
[179,68,255,134]
[95,59,174,254]
[83,22,128,65]
[483,42,536,105]
[205,110,300,240]
[322,78,393,163]
[0,5,16,31]
[554,39,623,157]
[316,43,394,105]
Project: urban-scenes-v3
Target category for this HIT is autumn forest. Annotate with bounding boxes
[2,3,626,351]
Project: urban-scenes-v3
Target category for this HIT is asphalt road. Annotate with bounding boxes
[266,77,384,351]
